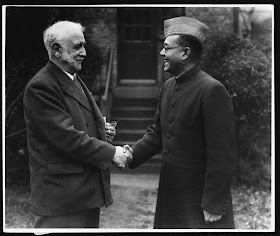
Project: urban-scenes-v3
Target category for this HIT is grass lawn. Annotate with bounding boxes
[4,183,271,230]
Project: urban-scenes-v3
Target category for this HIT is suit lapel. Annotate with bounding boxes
[46,61,107,141]
[46,61,93,114]
[60,84,93,113]
[76,75,107,141]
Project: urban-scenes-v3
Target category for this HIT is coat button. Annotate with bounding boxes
[164,149,169,155]
[169,117,173,124]
[167,134,171,139]
[172,102,175,108]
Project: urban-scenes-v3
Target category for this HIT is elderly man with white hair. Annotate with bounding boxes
[23,20,132,228]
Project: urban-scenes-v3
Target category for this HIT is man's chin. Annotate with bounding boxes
[164,67,170,73]
[74,65,82,71]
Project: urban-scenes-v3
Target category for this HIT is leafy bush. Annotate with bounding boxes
[202,34,271,189]
[5,52,48,185]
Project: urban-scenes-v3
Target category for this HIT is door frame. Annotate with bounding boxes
[117,8,159,86]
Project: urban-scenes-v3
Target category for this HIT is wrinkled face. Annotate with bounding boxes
[60,31,86,74]
[160,35,186,76]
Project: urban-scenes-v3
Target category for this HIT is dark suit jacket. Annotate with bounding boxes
[23,60,116,216]
[129,65,237,228]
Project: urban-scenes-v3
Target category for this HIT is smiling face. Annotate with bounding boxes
[160,35,186,76]
[59,31,86,74]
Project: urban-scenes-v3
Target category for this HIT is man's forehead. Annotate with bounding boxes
[72,38,86,44]
[65,32,85,43]
[164,35,180,45]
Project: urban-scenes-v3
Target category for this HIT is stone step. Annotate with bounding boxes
[112,117,154,130]
[114,129,146,141]
[112,106,157,118]
[110,97,159,162]
[111,140,136,146]
[113,97,158,108]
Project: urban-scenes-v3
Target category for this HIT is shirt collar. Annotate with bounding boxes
[63,70,76,81]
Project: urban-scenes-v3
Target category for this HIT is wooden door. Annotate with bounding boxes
[117,8,158,84]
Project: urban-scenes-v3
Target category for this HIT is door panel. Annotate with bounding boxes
[118,8,157,83]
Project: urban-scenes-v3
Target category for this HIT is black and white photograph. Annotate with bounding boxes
[3,4,274,233]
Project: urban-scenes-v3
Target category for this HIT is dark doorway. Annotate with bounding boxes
[117,8,158,85]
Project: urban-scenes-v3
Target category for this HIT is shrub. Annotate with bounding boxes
[201,34,271,189]
[5,52,48,185]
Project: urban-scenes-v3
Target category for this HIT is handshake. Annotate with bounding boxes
[112,145,133,169]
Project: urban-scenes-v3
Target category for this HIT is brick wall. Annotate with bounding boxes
[82,8,118,91]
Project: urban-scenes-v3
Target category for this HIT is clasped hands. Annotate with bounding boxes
[112,145,133,169]
[105,121,133,169]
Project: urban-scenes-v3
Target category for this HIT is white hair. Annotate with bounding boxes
[43,20,85,57]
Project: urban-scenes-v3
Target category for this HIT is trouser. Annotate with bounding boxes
[33,208,100,228]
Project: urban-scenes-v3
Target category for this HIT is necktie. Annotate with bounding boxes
[74,74,85,93]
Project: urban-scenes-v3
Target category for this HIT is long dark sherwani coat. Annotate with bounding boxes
[23,60,116,216]
[129,65,237,229]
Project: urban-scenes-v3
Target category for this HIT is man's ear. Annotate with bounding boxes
[182,47,191,60]
[52,42,61,58]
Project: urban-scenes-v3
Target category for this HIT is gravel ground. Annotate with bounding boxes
[4,178,272,231]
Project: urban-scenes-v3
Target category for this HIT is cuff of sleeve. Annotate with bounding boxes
[129,143,154,169]
[201,196,228,215]
[97,142,116,170]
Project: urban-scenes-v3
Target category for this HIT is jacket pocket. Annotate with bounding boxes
[48,162,84,175]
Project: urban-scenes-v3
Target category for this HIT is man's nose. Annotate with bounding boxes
[160,48,165,56]
[80,47,86,57]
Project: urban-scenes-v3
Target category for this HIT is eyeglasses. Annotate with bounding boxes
[162,46,187,52]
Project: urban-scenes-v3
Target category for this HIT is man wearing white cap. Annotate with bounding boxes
[126,17,237,228]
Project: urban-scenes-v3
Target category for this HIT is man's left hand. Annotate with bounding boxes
[105,123,116,142]
[203,210,222,223]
